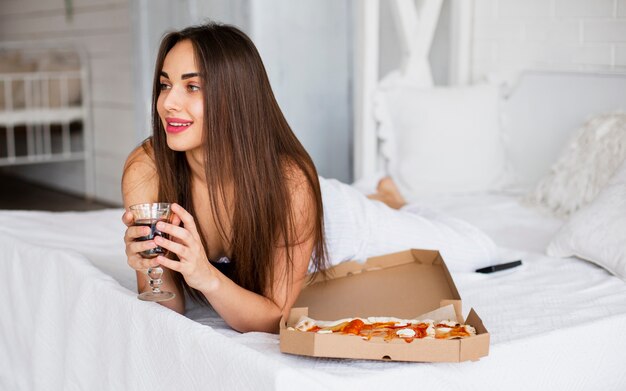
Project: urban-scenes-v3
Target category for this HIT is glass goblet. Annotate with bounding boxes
[129,202,176,302]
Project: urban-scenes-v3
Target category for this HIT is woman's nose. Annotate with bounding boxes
[162,87,182,111]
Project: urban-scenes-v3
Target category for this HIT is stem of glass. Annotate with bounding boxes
[146,266,164,295]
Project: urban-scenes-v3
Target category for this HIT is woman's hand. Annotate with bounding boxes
[122,210,160,271]
[121,210,184,271]
[153,203,218,292]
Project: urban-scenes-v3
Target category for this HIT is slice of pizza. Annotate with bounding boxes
[433,320,476,339]
[292,315,476,343]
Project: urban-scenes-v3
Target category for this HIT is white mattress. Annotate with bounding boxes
[2,194,626,390]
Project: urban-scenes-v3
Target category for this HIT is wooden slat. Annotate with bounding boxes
[0,108,84,126]
[62,122,71,156]
[0,27,130,42]
[73,32,133,58]
[90,57,134,83]
[91,74,135,108]
[6,125,15,160]
[449,0,473,85]
[0,0,127,18]
[353,0,380,181]
[0,5,130,37]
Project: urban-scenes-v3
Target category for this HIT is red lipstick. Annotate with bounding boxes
[165,117,193,134]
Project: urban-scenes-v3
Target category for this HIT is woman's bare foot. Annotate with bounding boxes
[367,177,407,210]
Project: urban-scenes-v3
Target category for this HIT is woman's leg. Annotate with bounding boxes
[365,185,499,271]
[367,177,407,210]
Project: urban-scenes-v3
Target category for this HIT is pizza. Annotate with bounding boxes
[291,315,476,343]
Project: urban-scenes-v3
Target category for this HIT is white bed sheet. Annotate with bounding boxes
[1,195,626,390]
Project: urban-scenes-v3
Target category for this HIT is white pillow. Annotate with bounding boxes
[525,112,626,217]
[547,158,626,281]
[374,84,506,198]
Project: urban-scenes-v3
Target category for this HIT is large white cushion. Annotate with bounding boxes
[547,158,626,281]
[524,112,626,217]
[375,84,506,198]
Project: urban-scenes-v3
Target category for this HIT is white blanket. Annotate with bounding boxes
[2,202,626,390]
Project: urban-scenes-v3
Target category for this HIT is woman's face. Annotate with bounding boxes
[157,39,204,153]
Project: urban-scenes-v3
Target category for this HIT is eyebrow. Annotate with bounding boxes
[160,71,200,80]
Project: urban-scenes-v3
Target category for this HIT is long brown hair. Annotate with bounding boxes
[147,22,327,305]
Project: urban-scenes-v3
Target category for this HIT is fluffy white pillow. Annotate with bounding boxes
[525,112,626,217]
[375,84,506,198]
[547,158,626,281]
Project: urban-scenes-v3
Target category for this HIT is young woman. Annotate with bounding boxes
[122,23,496,334]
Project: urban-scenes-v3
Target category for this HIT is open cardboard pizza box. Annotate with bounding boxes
[279,249,490,362]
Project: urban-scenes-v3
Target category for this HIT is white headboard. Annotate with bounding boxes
[353,0,626,187]
[502,70,626,188]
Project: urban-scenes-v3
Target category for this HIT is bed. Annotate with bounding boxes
[0,42,94,197]
[2,190,626,390]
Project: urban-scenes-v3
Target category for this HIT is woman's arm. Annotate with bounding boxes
[121,144,185,314]
[155,170,316,333]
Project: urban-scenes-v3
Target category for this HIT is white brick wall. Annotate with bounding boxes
[555,0,615,18]
[471,0,626,81]
[584,20,626,42]
[498,0,552,19]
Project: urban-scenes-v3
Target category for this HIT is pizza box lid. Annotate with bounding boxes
[279,249,490,362]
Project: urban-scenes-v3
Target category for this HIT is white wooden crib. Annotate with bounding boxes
[0,41,94,197]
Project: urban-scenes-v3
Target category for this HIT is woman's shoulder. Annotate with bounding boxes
[123,139,156,175]
[282,161,315,198]
[122,139,158,205]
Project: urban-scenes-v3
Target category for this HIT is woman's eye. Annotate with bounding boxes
[188,84,200,92]
[159,83,170,90]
